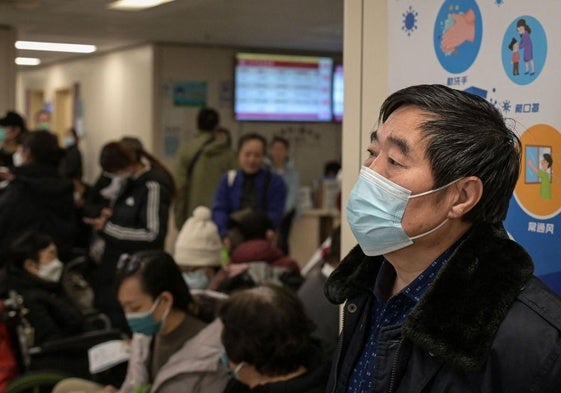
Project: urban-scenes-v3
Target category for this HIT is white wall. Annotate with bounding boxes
[16,45,154,183]
[341,0,389,256]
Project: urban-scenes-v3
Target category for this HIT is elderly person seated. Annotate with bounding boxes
[219,284,330,393]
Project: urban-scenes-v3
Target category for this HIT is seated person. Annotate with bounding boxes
[174,206,224,290]
[53,250,229,393]
[209,211,302,293]
[219,284,330,392]
[297,225,341,359]
[6,230,84,346]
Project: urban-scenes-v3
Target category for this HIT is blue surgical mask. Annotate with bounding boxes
[0,127,5,142]
[125,297,163,336]
[182,270,209,290]
[346,166,459,256]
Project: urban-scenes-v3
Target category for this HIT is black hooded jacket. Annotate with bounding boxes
[324,223,561,393]
[0,164,75,261]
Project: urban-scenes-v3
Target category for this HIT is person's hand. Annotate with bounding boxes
[83,208,112,231]
[0,166,14,181]
[99,385,118,393]
[223,236,232,251]
[441,9,476,53]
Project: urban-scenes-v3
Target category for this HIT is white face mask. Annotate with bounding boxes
[346,166,460,256]
[12,151,23,167]
[182,270,209,290]
[100,175,126,200]
[37,258,64,282]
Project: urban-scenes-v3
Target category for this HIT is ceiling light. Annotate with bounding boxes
[15,57,41,66]
[108,0,174,11]
[15,41,96,53]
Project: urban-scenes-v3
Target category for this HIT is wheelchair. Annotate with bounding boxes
[1,256,128,393]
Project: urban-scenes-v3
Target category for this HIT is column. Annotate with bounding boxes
[0,25,16,112]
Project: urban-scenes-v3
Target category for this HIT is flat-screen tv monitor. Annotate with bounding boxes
[332,64,344,122]
[234,52,333,122]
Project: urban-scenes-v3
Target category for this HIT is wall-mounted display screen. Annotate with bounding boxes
[234,53,333,122]
[332,64,344,122]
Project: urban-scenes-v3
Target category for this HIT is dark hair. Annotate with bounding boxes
[516,18,531,34]
[68,127,79,141]
[237,132,267,154]
[219,284,315,376]
[22,130,64,167]
[119,136,177,197]
[236,210,273,240]
[271,136,289,149]
[324,160,341,177]
[99,141,136,173]
[508,37,517,51]
[543,153,553,168]
[115,250,193,313]
[197,107,220,132]
[378,84,521,223]
[10,231,54,270]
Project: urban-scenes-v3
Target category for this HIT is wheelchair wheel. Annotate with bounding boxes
[6,371,68,393]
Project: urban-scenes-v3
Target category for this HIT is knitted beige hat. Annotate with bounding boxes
[174,206,222,267]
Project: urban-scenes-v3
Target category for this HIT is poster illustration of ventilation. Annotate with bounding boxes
[389,0,561,293]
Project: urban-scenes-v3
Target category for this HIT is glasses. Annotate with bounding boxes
[116,253,144,274]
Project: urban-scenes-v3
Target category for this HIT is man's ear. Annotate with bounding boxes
[23,259,39,275]
[448,176,483,219]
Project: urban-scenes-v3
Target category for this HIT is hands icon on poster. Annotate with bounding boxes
[440,9,476,53]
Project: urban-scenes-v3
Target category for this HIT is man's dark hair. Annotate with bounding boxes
[115,250,193,314]
[271,135,289,149]
[10,231,54,270]
[22,130,64,167]
[378,84,521,223]
[237,132,267,154]
[219,284,316,376]
[197,107,220,132]
[236,210,273,241]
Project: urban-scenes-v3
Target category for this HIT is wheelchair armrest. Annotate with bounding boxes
[28,328,126,356]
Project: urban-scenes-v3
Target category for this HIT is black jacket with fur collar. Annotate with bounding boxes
[324,223,561,393]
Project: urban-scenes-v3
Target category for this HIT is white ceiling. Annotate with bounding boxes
[0,0,344,66]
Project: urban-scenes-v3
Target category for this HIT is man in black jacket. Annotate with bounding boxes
[325,84,561,392]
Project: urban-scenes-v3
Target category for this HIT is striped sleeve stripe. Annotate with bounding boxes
[104,181,160,241]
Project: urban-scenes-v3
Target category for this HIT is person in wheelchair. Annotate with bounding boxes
[5,230,84,346]
[53,250,229,393]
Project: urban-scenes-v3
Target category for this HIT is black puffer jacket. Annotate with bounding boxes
[325,223,561,393]
[0,164,75,261]
[6,267,84,346]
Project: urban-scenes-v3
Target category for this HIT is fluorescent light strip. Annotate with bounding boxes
[108,0,174,11]
[15,57,41,66]
[15,41,96,53]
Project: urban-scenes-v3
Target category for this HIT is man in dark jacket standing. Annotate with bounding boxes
[325,84,561,392]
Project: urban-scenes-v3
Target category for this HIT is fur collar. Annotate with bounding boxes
[324,222,534,371]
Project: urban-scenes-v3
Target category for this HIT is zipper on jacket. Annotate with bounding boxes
[387,338,405,393]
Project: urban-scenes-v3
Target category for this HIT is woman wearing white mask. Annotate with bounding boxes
[174,206,223,290]
[53,250,229,393]
[6,230,83,346]
[83,140,175,333]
